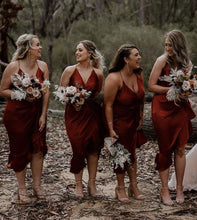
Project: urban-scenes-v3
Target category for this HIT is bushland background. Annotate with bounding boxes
[1,0,197,105]
[0,1,197,220]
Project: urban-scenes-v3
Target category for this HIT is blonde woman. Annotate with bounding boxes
[148,30,195,205]
[0,34,49,203]
[60,40,104,197]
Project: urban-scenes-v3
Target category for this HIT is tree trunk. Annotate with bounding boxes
[139,0,145,25]
[28,0,36,34]
[142,118,197,143]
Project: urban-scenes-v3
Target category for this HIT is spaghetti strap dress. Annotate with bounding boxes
[3,68,48,172]
[109,74,146,173]
[65,68,103,174]
[152,63,195,171]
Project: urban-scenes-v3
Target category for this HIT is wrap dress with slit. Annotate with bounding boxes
[152,63,195,171]
[3,68,48,172]
[108,74,146,173]
[65,68,103,174]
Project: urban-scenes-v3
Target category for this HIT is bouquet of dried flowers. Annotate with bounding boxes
[11,72,50,102]
[103,137,132,170]
[159,65,197,103]
[53,83,91,111]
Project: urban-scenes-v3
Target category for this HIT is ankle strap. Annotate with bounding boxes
[116,186,126,189]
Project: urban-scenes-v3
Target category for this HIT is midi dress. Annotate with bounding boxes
[3,68,48,172]
[110,74,146,173]
[65,68,103,174]
[152,63,195,171]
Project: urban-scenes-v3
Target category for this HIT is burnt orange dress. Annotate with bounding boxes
[65,68,103,174]
[3,68,47,172]
[110,74,146,173]
[152,63,195,171]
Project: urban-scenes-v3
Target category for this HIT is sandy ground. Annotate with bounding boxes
[0,104,197,220]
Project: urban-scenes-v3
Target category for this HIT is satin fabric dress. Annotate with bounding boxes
[152,63,195,171]
[3,68,47,172]
[65,68,103,174]
[109,74,146,173]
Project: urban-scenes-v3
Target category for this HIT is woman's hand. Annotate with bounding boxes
[137,118,143,130]
[109,129,119,139]
[39,115,46,132]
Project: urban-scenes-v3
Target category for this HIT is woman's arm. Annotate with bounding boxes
[60,65,75,87]
[0,62,18,98]
[137,72,145,130]
[38,61,50,132]
[148,55,169,94]
[94,68,103,96]
[104,73,120,138]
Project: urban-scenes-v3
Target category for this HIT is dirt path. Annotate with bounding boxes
[0,111,197,220]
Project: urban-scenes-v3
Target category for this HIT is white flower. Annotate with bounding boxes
[193,81,197,90]
[104,137,131,170]
[43,80,50,86]
[22,77,31,87]
[11,90,26,101]
[176,70,185,77]
[66,86,77,96]
[182,80,191,91]
[166,87,176,101]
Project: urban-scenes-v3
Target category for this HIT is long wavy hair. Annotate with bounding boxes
[79,40,104,70]
[165,30,190,69]
[11,34,38,61]
[109,44,142,74]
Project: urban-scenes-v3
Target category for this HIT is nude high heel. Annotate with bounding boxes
[75,180,84,198]
[33,185,46,200]
[160,187,174,206]
[115,186,130,203]
[176,185,184,204]
[128,182,145,200]
[87,178,102,197]
[18,188,32,204]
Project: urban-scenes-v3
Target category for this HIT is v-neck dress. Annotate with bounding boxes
[65,68,103,174]
[3,68,48,172]
[109,74,146,173]
[152,63,195,171]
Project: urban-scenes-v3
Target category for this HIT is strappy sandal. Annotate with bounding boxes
[115,186,130,203]
[87,178,102,197]
[128,182,145,200]
[176,185,184,204]
[160,187,174,206]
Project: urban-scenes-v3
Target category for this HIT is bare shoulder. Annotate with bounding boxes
[63,65,76,75]
[155,54,167,67]
[3,61,19,76]
[37,60,48,71]
[105,72,120,84]
[93,68,103,77]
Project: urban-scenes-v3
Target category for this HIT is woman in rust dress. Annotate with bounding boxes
[0,34,49,203]
[148,30,195,205]
[60,40,104,197]
[104,44,146,202]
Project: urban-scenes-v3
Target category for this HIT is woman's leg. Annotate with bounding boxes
[87,152,99,196]
[159,168,174,205]
[15,167,31,203]
[127,159,145,200]
[31,152,45,198]
[115,173,129,202]
[74,169,84,197]
[174,146,185,203]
